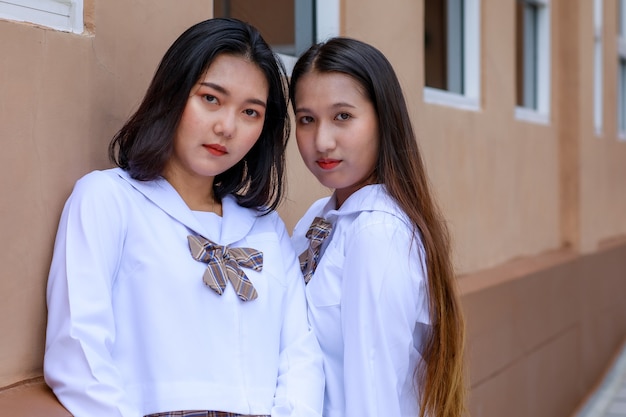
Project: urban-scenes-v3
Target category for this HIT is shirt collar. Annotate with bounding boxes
[114,168,256,245]
[322,184,397,221]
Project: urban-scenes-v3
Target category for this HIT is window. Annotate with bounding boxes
[515,0,551,124]
[618,0,626,137]
[594,0,604,135]
[0,0,83,33]
[423,0,481,111]
[213,0,339,73]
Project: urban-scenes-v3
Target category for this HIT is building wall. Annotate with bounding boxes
[461,239,626,417]
[0,0,210,388]
[1,1,625,417]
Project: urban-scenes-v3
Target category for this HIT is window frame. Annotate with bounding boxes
[0,0,83,33]
[277,0,340,74]
[617,0,626,139]
[423,0,481,112]
[514,0,551,125]
[594,0,604,136]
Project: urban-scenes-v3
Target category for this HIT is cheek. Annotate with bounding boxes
[175,110,203,144]
[359,132,379,170]
[241,122,264,148]
[296,138,317,166]
[250,125,264,143]
[295,131,309,155]
[178,98,201,126]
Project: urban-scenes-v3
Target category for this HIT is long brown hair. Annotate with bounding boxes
[290,37,466,417]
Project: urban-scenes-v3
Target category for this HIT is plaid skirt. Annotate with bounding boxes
[145,411,269,417]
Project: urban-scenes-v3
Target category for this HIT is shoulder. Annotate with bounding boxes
[340,199,427,289]
[344,187,412,239]
[65,168,142,217]
[339,189,423,259]
[72,168,130,196]
[253,209,288,235]
[347,211,417,253]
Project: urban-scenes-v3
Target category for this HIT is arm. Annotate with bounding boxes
[44,172,139,417]
[341,220,429,417]
[272,218,325,417]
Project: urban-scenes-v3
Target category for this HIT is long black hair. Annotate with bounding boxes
[290,37,466,417]
[109,18,290,212]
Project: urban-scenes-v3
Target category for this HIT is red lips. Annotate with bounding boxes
[317,159,340,170]
[204,144,227,156]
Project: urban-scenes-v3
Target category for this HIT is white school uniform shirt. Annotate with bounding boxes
[292,184,431,417]
[44,168,324,417]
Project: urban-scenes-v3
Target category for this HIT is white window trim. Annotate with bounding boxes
[514,106,550,125]
[0,0,83,33]
[315,0,340,43]
[278,0,340,74]
[423,0,481,112]
[619,50,626,140]
[423,87,480,111]
[515,0,551,124]
[594,0,603,136]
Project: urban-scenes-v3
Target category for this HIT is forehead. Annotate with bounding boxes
[199,54,268,88]
[296,71,368,103]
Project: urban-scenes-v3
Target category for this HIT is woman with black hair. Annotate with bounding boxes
[44,18,323,417]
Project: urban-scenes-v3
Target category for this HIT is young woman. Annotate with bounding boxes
[44,18,324,417]
[290,37,466,417]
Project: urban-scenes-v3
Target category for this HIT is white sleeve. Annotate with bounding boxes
[44,173,140,417]
[272,218,325,417]
[340,220,428,417]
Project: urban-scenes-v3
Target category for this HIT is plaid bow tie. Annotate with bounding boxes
[188,235,263,301]
[299,217,333,284]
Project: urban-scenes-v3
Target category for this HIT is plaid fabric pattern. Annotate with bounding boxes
[299,216,333,284]
[145,411,269,417]
[187,235,263,301]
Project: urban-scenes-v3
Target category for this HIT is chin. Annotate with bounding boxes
[318,178,341,191]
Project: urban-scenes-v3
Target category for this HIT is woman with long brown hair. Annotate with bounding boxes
[290,37,466,417]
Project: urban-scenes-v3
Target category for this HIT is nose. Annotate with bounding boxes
[314,122,336,153]
[214,109,236,139]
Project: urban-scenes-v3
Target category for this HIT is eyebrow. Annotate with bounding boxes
[295,102,357,114]
[199,82,267,108]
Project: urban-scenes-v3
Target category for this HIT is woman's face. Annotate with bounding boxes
[294,71,379,207]
[164,54,269,186]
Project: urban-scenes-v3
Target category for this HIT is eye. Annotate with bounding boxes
[243,108,260,118]
[202,94,218,104]
[335,112,351,121]
[298,115,314,125]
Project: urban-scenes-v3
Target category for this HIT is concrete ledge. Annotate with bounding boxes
[457,246,579,295]
[0,377,70,416]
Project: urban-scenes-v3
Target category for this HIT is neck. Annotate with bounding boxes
[162,170,221,215]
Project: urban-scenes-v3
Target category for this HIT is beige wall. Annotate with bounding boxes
[327,0,626,274]
[0,0,210,387]
[2,1,626,416]
[339,0,564,274]
[581,0,626,252]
